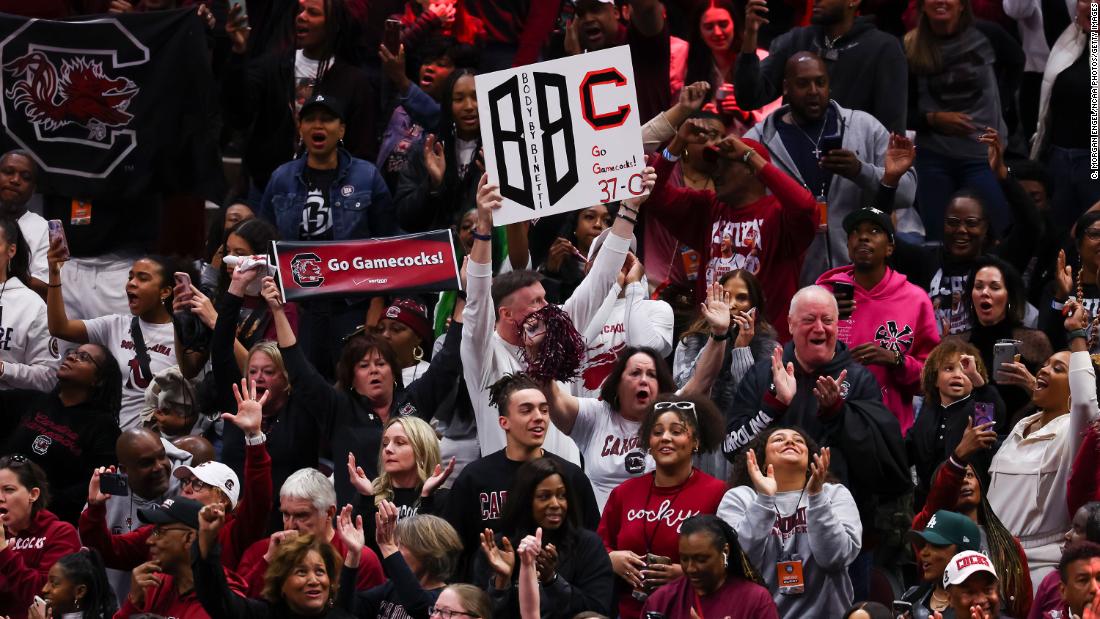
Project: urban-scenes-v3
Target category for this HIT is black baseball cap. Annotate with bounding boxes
[138,497,202,529]
[299,93,345,121]
[842,206,895,241]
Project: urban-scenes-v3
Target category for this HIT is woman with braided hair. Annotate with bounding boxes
[1038,211,1100,353]
[641,514,778,618]
[31,549,117,619]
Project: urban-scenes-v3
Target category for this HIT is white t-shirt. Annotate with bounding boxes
[17,211,48,282]
[84,315,177,431]
[294,50,321,114]
[571,399,653,511]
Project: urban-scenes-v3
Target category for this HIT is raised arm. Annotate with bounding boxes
[1065,302,1099,471]
[45,235,87,342]
[680,283,732,397]
[545,378,582,436]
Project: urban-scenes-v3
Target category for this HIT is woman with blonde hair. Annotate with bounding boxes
[432,584,492,619]
[347,416,454,553]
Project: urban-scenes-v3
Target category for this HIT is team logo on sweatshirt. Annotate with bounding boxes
[874,320,914,353]
[31,434,52,455]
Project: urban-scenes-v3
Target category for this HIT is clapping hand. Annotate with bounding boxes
[883,133,915,187]
[347,452,375,496]
[701,282,732,337]
[336,504,365,562]
[421,457,456,498]
[746,449,777,496]
[813,370,848,410]
[424,134,447,188]
[769,347,797,406]
[480,528,516,589]
[806,447,831,495]
[376,500,400,558]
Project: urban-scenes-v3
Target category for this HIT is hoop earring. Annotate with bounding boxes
[337,138,345,148]
[722,552,729,565]
[412,345,424,362]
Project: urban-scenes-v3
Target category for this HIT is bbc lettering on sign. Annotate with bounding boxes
[476,45,647,225]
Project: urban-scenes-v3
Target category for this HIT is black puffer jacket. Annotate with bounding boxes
[723,341,912,522]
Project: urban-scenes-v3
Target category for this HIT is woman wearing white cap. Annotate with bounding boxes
[940,550,1010,619]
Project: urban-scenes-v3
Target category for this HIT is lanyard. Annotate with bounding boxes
[641,470,692,555]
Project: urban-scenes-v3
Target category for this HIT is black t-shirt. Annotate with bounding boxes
[1049,48,1090,149]
[299,166,339,240]
[775,108,839,198]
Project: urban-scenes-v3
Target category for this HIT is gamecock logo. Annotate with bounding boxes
[290,253,325,288]
[0,18,149,178]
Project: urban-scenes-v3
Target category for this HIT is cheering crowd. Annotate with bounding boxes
[0,0,1099,618]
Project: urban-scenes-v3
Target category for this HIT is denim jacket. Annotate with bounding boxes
[259,149,399,241]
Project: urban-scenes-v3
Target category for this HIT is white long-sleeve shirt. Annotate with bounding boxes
[572,281,674,398]
[987,350,1099,583]
[0,276,58,392]
[461,230,633,462]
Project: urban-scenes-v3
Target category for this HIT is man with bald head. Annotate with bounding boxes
[75,427,192,599]
[172,435,216,465]
[722,284,910,597]
[745,51,916,286]
[0,150,48,294]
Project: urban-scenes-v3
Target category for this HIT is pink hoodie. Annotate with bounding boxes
[817,265,940,433]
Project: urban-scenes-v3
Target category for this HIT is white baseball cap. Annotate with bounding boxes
[943,550,998,588]
[174,461,240,509]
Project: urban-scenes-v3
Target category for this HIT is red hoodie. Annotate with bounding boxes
[817,265,940,433]
[114,568,248,619]
[79,443,273,572]
[645,152,817,341]
[0,509,81,619]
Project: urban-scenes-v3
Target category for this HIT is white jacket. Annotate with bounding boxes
[1030,22,1088,159]
[987,351,1099,582]
[461,230,634,463]
[0,276,58,392]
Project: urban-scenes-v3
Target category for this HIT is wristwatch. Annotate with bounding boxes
[244,432,267,446]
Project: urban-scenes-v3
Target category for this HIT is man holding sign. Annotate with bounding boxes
[461,164,655,464]
[646,123,818,342]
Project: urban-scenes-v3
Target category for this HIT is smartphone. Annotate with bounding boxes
[820,132,843,155]
[384,18,401,54]
[832,282,855,319]
[33,596,47,607]
[992,340,1020,383]
[974,401,995,427]
[47,219,70,261]
[99,472,130,496]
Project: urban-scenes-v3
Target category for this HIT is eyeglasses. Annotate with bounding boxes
[66,349,102,371]
[180,477,212,492]
[150,526,191,537]
[429,607,480,619]
[944,217,985,230]
[654,401,697,418]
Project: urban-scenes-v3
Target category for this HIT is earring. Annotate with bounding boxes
[337,138,345,148]
[722,552,729,565]
[412,345,424,362]
[74,596,81,610]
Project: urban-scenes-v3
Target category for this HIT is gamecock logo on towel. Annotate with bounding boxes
[0,18,148,178]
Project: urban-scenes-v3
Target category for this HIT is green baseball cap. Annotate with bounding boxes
[907,510,981,552]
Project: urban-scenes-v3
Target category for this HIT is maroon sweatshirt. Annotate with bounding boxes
[645,153,817,341]
[0,509,81,619]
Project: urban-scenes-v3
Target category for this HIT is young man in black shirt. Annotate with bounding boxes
[444,372,599,581]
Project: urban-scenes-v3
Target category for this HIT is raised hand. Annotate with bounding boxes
[978,127,1007,180]
[224,378,268,437]
[263,530,300,564]
[732,309,756,348]
[198,503,226,557]
[770,347,797,406]
[1056,249,1074,301]
[228,260,262,296]
[188,286,218,329]
[621,166,657,210]
[952,416,997,460]
[337,504,365,559]
[421,457,456,497]
[563,16,581,56]
[475,174,501,230]
[480,528,516,588]
[744,0,769,35]
[424,134,447,188]
[429,0,457,25]
[678,81,710,113]
[701,282,732,337]
[883,133,916,187]
[813,369,848,410]
[807,447,831,495]
[87,466,118,506]
[226,3,251,54]
[746,449,777,496]
[375,500,400,557]
[379,43,410,92]
[260,276,284,311]
[959,354,985,388]
[1065,298,1090,332]
[535,543,559,584]
[347,452,375,496]
[517,528,542,569]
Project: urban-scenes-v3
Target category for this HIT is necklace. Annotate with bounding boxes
[789,113,829,159]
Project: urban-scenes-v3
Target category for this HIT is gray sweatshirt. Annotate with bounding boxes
[717,483,862,619]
